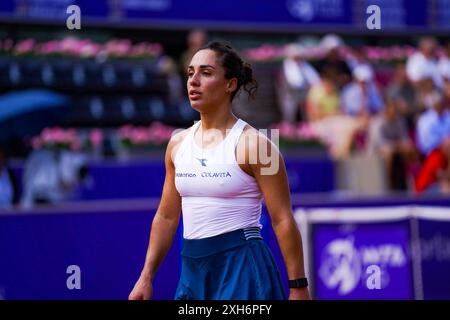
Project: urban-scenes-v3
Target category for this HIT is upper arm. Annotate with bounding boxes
[156,130,187,221]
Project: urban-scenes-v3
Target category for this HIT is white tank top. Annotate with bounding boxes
[174,119,263,239]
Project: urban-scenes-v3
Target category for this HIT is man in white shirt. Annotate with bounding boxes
[21,149,88,208]
[341,65,384,117]
[416,93,450,156]
[277,43,320,122]
[406,36,443,90]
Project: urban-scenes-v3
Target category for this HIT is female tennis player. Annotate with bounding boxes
[129,41,310,300]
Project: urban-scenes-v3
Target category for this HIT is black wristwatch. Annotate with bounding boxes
[288,277,308,288]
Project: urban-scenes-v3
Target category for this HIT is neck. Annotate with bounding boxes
[199,103,237,131]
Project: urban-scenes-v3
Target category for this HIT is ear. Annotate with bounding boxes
[227,78,238,93]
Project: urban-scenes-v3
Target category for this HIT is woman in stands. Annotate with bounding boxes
[129,41,310,300]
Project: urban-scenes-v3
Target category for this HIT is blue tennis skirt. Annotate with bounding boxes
[174,227,287,300]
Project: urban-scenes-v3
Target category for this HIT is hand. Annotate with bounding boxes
[128,275,153,300]
[288,287,311,300]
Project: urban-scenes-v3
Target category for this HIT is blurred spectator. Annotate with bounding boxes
[341,65,384,117]
[366,99,416,190]
[306,69,362,159]
[314,34,352,89]
[414,92,450,194]
[0,145,20,209]
[444,76,450,107]
[21,149,89,208]
[438,41,450,81]
[277,43,320,122]
[416,77,440,111]
[341,65,384,152]
[387,63,419,132]
[158,55,184,106]
[440,42,450,107]
[306,68,340,122]
[180,29,208,77]
[406,36,443,90]
[416,92,450,155]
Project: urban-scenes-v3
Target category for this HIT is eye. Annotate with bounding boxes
[202,71,211,76]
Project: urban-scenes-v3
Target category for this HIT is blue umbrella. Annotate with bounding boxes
[0,89,69,120]
[0,89,70,143]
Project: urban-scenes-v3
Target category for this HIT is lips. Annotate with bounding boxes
[189,90,201,100]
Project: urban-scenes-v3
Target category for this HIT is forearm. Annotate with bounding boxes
[141,212,180,281]
[272,216,306,280]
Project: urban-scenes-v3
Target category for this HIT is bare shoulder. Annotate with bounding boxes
[241,124,260,139]
[238,124,279,154]
[169,127,190,146]
[167,127,190,163]
[236,124,281,171]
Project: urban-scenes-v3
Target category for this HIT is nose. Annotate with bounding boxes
[188,72,200,87]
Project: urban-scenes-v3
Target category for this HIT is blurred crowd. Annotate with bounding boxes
[1,30,450,210]
[277,34,450,195]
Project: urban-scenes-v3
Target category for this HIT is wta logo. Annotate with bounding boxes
[286,0,316,22]
[318,237,407,295]
[319,238,361,295]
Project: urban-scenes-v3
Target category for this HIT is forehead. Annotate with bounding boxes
[189,49,220,68]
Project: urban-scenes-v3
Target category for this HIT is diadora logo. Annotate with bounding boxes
[196,158,208,167]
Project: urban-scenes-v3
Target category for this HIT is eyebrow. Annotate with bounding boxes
[187,64,216,70]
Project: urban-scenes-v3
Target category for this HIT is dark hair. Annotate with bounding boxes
[199,41,258,101]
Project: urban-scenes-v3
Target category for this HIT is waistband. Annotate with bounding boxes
[181,227,263,258]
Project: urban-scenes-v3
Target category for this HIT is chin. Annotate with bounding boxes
[189,100,209,113]
[189,102,202,112]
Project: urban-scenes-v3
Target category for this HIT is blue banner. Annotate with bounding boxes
[0,0,447,32]
[0,0,14,12]
[434,0,450,29]
[312,217,414,299]
[418,208,450,300]
[358,0,427,29]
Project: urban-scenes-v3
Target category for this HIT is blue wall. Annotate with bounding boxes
[0,204,286,300]
[1,197,450,300]
[0,206,178,299]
